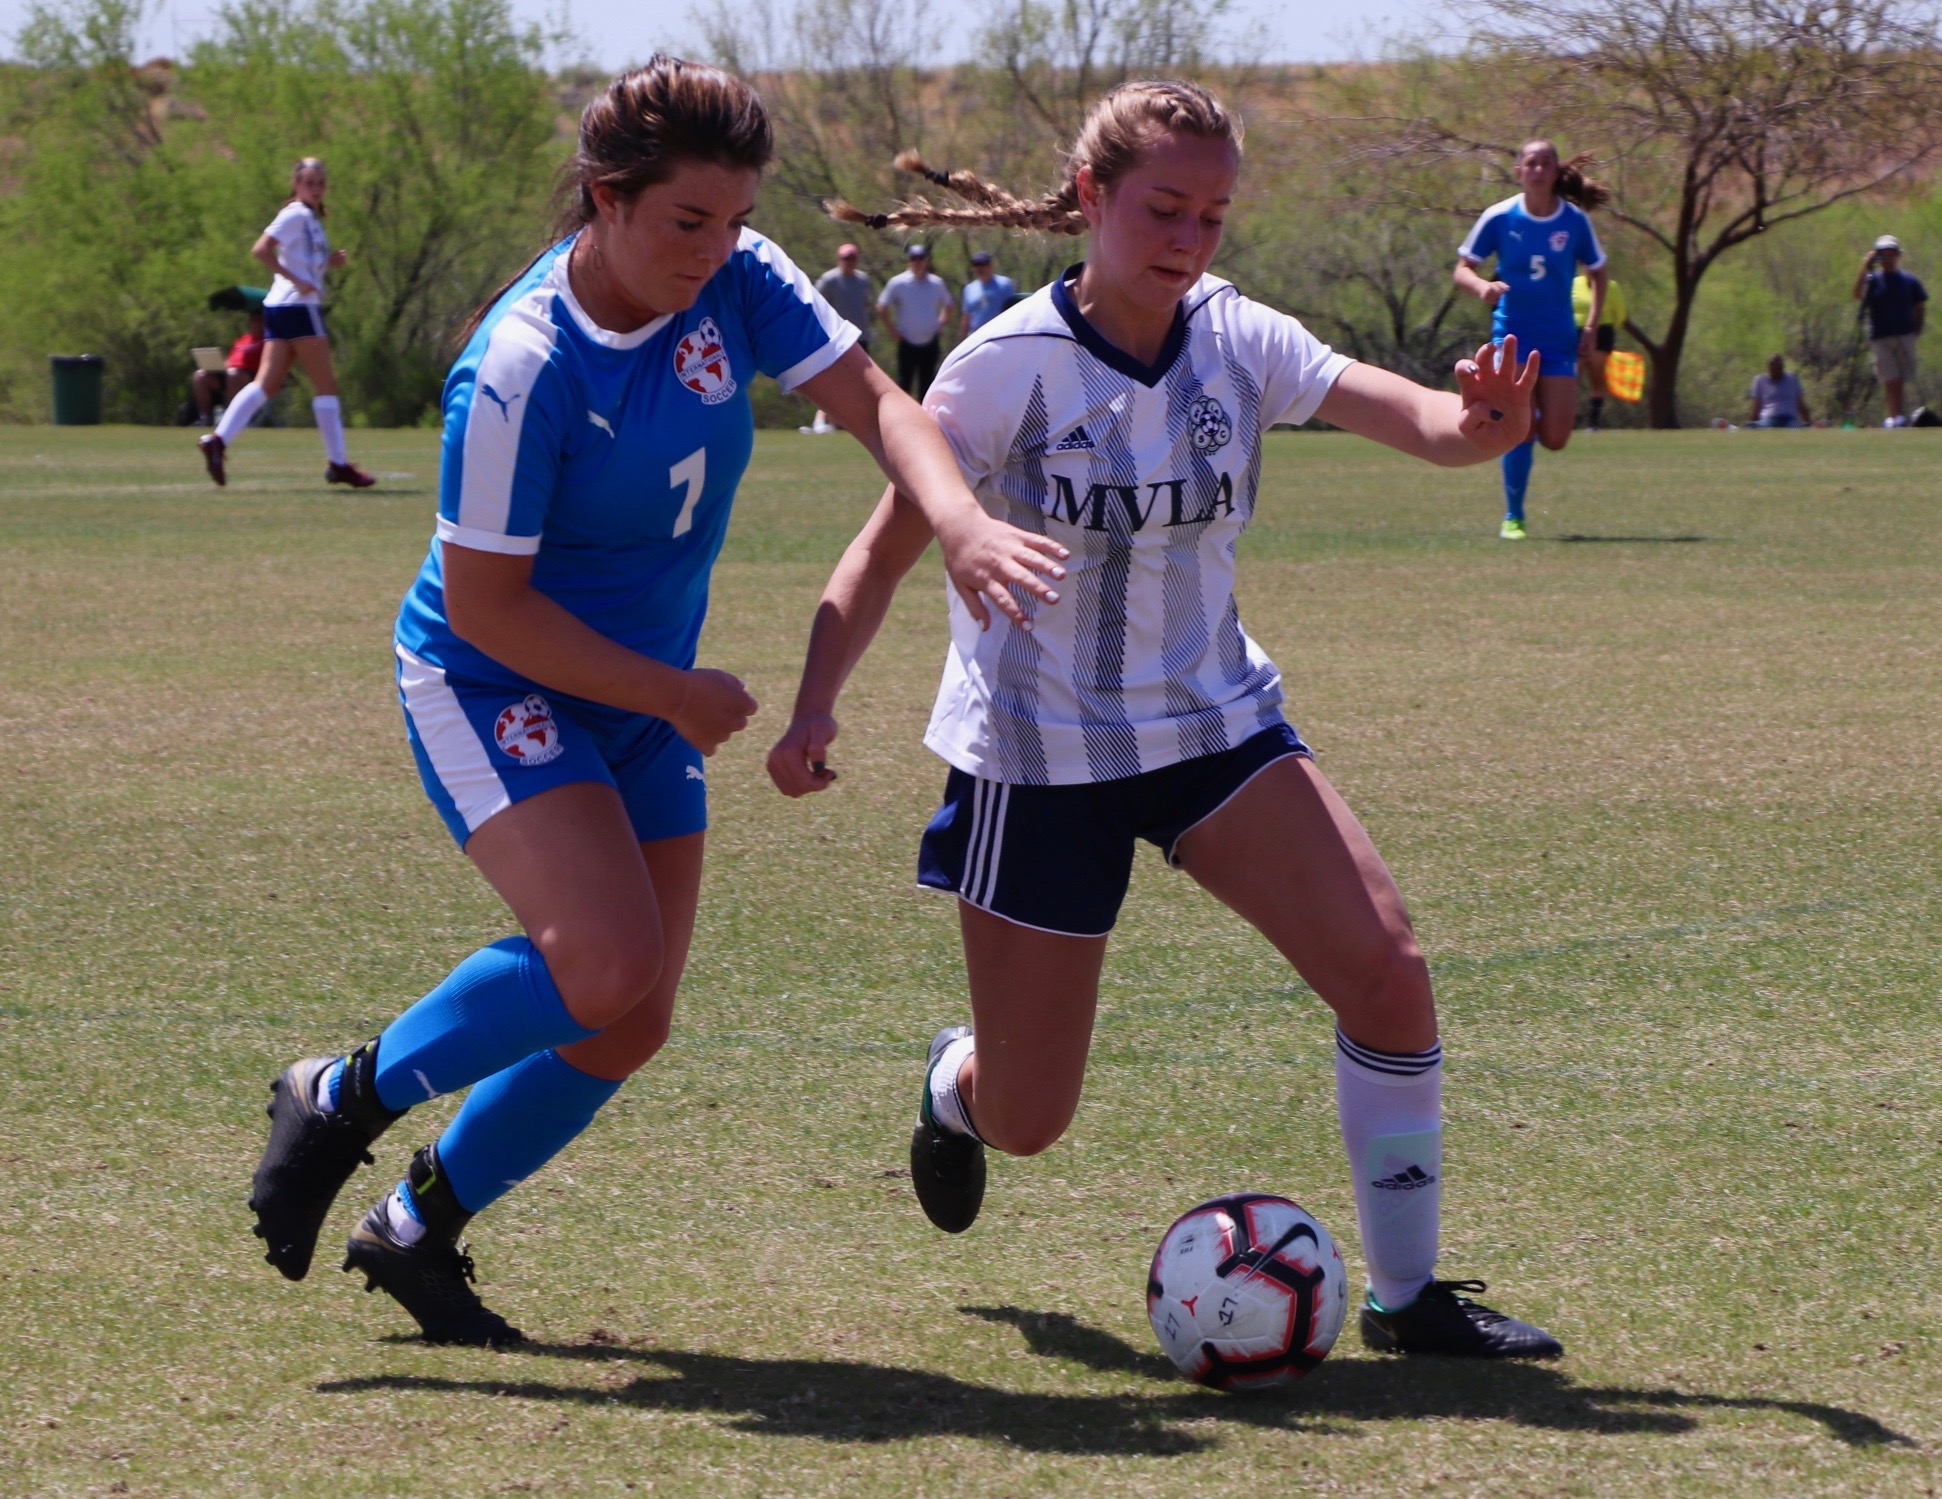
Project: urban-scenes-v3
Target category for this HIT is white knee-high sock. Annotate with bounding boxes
[214,382,268,445]
[1335,1028,1443,1311]
[926,1034,981,1140]
[312,395,348,465]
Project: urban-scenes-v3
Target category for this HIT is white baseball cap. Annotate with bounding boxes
[1874,235,1902,251]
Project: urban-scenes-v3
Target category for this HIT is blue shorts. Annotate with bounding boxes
[917,722,1311,938]
[264,304,327,341]
[1497,332,1576,381]
[395,644,705,848]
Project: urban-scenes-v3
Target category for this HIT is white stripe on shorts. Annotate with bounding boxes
[395,643,511,834]
[963,779,1010,907]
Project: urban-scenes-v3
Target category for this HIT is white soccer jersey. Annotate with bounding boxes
[922,269,1352,785]
[262,201,330,308]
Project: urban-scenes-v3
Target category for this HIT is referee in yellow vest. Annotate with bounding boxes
[1573,271,1626,429]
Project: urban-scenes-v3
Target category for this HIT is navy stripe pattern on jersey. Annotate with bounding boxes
[1215,346,1283,731]
[988,375,1053,783]
[1336,1029,1444,1078]
[1072,349,1144,781]
[920,271,1352,787]
[1158,353,1231,763]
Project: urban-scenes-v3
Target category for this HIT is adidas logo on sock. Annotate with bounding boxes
[1052,424,1094,452]
[1371,1164,1436,1191]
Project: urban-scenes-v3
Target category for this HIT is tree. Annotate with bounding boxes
[1366,0,1942,425]
[0,0,561,424]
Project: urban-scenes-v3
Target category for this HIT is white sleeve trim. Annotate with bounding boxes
[436,516,542,555]
[1281,350,1355,428]
[775,321,860,393]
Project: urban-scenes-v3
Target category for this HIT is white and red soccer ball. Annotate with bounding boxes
[1147,1192,1348,1391]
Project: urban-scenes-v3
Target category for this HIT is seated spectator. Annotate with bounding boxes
[1748,353,1809,428]
[194,309,267,426]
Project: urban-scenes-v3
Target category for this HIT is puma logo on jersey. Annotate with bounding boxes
[478,383,520,422]
[1052,424,1095,452]
[685,765,705,782]
[587,410,614,438]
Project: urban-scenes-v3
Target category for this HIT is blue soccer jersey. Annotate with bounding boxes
[1458,195,1605,354]
[396,230,858,688]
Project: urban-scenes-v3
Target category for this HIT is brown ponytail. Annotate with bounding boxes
[459,56,773,345]
[1522,139,1611,211]
[1556,151,1612,211]
[829,79,1242,239]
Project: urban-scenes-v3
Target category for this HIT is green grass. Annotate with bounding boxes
[1,423,1937,1497]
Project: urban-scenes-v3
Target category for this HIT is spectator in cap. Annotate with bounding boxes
[877,243,954,397]
[804,243,877,433]
[959,250,1018,340]
[1853,234,1926,427]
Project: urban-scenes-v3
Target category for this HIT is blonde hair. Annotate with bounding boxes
[288,156,327,217]
[829,79,1242,237]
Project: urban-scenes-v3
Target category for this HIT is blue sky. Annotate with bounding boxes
[3,0,1450,68]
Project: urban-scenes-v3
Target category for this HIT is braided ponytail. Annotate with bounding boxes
[828,79,1241,240]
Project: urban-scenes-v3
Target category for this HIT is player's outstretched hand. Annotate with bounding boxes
[672,667,757,756]
[936,513,1069,632]
[1455,336,1538,456]
[767,712,839,797]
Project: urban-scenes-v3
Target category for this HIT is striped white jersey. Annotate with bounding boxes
[261,201,329,308]
[921,268,1351,785]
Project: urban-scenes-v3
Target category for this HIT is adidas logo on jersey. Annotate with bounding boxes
[1371,1164,1436,1191]
[1052,424,1095,452]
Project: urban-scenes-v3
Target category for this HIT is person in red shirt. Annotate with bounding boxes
[194,310,266,425]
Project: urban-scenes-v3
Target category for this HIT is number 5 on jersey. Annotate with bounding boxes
[669,447,706,538]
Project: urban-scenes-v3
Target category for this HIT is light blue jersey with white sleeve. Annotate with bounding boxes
[1457,195,1605,354]
[396,229,857,688]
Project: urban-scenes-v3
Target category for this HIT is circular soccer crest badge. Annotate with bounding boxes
[1189,395,1232,455]
[674,316,738,406]
[493,694,565,766]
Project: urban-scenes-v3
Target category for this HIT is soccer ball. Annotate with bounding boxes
[1146,1192,1349,1391]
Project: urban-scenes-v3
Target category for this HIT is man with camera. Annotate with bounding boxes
[1853,235,1927,427]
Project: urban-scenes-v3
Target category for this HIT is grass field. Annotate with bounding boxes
[2,423,1937,1498]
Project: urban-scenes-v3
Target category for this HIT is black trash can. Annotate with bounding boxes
[49,354,105,425]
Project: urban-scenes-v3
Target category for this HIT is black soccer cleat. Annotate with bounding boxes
[342,1200,523,1347]
[909,1024,986,1235]
[249,1053,394,1281]
[1359,1279,1564,1359]
[197,432,227,487]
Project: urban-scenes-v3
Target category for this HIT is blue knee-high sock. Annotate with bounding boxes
[1501,437,1536,522]
[372,937,596,1113]
[434,1048,624,1213]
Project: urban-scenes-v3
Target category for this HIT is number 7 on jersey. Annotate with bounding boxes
[669,447,706,538]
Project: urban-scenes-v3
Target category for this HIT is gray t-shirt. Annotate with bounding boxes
[1750,371,1803,422]
[878,270,955,345]
[814,267,875,340]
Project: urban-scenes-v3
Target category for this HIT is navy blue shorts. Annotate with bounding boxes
[264,304,326,341]
[917,722,1311,938]
[395,645,706,849]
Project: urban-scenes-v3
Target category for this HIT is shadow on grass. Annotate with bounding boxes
[961,1306,1913,1450]
[319,1309,1913,1457]
[1551,533,1708,543]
